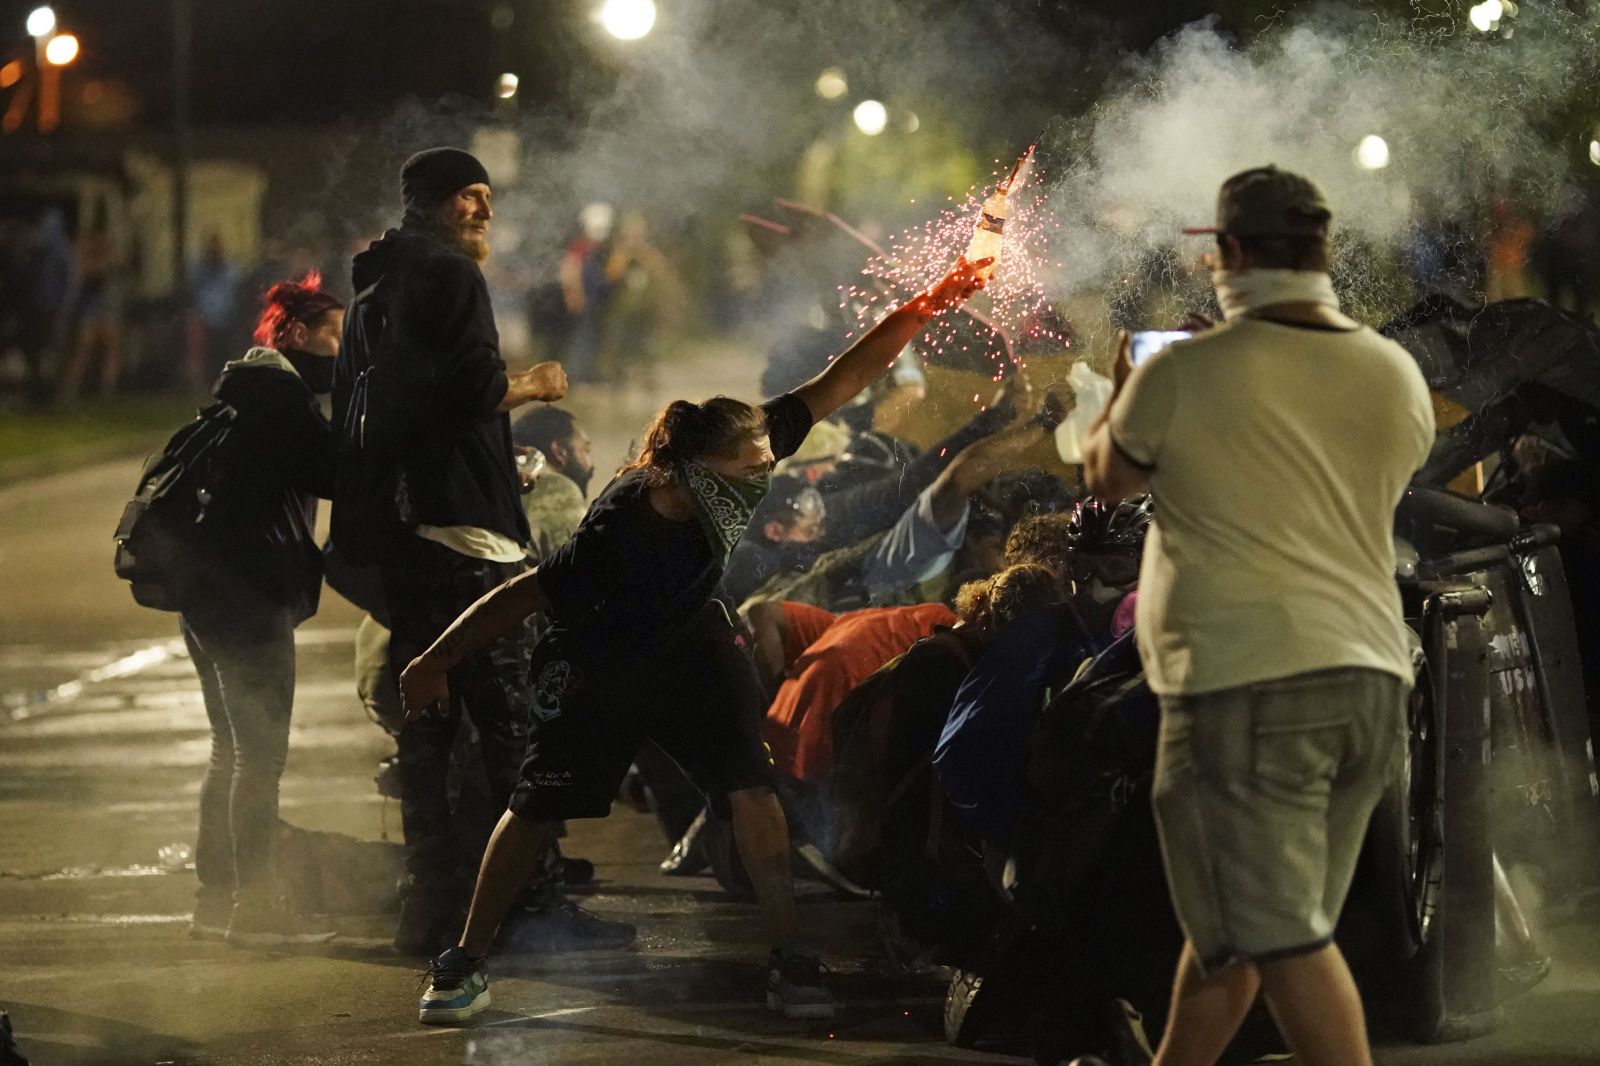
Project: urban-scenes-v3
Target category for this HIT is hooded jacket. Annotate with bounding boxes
[341,227,529,546]
[200,347,335,621]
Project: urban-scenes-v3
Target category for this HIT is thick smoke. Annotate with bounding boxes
[1037,5,1600,327]
[316,2,1600,358]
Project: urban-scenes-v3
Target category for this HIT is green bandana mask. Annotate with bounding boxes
[680,461,772,566]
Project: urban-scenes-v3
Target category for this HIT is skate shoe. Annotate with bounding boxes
[226,897,337,947]
[418,946,489,1025]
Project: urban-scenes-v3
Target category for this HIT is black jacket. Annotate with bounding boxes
[200,348,335,621]
[342,227,529,545]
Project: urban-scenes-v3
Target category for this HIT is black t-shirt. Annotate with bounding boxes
[536,393,813,663]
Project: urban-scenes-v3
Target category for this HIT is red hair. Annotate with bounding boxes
[252,271,343,348]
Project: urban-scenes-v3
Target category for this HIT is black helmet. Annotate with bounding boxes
[1066,495,1153,554]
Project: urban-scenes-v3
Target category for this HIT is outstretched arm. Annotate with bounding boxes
[398,569,552,719]
[791,256,991,424]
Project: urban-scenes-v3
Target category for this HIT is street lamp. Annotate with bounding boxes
[814,68,848,101]
[44,33,78,66]
[852,99,887,136]
[597,0,655,41]
[25,6,55,39]
[1355,134,1390,170]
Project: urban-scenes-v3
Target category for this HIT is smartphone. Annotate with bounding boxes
[1129,330,1192,368]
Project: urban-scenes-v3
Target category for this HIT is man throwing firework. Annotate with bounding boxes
[399,255,992,1025]
[1081,167,1434,1066]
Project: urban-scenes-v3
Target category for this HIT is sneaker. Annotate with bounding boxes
[558,855,596,885]
[1108,999,1154,1066]
[189,887,232,941]
[226,897,337,947]
[496,898,638,953]
[418,946,490,1025]
[659,809,710,877]
[766,942,835,1020]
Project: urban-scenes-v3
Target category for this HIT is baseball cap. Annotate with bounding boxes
[1182,165,1331,238]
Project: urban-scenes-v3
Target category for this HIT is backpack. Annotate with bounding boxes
[828,628,980,888]
[112,402,241,611]
[330,274,414,566]
[1006,633,1160,930]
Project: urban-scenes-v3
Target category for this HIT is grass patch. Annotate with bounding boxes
[0,393,202,483]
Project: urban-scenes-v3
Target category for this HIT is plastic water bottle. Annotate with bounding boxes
[964,145,1035,282]
[964,188,1009,282]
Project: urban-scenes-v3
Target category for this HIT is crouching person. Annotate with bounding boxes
[183,275,343,946]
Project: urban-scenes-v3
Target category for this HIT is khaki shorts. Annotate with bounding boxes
[1152,667,1409,975]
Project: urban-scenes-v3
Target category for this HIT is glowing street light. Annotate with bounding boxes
[44,33,78,66]
[1589,139,1600,167]
[597,0,655,41]
[1355,134,1391,170]
[853,99,888,136]
[814,68,848,100]
[25,6,55,38]
[1469,0,1508,33]
[496,72,519,99]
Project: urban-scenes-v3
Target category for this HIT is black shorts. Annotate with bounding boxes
[509,602,776,822]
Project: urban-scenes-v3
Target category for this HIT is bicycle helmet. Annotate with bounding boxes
[1065,495,1154,555]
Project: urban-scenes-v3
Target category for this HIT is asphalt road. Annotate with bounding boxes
[3,366,1600,1064]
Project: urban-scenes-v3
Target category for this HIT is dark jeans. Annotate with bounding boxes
[180,602,297,900]
[381,537,533,898]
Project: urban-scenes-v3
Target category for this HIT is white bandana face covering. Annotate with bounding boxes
[1211,268,1341,321]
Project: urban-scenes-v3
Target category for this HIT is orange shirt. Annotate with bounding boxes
[764,602,958,781]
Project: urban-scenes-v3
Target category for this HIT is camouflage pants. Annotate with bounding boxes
[380,537,533,895]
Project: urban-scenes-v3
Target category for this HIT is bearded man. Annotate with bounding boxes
[337,148,631,956]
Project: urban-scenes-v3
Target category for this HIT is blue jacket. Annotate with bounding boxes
[934,603,1105,844]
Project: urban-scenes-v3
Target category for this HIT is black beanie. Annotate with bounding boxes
[400,148,491,217]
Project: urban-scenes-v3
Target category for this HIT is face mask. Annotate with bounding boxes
[679,461,773,566]
[282,348,336,395]
[1210,268,1340,322]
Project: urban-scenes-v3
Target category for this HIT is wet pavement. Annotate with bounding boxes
[5,366,1600,1064]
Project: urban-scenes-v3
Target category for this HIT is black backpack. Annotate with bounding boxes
[828,629,980,889]
[330,274,414,565]
[112,403,241,611]
[1007,633,1160,930]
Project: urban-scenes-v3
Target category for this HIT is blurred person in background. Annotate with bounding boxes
[57,211,125,400]
[187,232,243,388]
[559,202,619,386]
[181,274,342,946]
[15,208,75,407]
[1533,194,1600,321]
[599,211,682,393]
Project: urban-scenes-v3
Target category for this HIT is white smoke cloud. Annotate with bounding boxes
[1038,5,1600,321]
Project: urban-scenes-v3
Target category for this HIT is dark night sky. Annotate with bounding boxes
[0,0,1229,128]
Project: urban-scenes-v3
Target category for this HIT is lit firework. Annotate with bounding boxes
[837,143,1067,390]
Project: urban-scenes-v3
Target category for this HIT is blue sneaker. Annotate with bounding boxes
[418,946,489,1025]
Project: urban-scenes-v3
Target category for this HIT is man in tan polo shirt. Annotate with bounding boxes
[1081,166,1435,1066]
